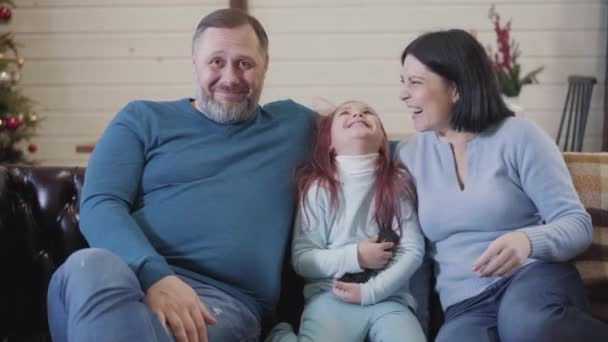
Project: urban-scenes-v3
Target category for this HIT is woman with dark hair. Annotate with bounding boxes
[398,29,608,341]
[266,101,425,342]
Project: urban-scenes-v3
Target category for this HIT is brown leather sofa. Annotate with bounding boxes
[0,166,316,341]
[1,159,606,341]
[0,167,86,341]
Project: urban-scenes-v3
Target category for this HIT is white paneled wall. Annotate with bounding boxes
[9,0,608,165]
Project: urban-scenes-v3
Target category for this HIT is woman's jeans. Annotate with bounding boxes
[436,261,608,342]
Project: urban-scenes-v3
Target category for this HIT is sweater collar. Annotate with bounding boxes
[335,153,378,176]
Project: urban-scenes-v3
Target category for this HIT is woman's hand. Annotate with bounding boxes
[357,237,394,269]
[333,280,362,304]
[472,231,531,277]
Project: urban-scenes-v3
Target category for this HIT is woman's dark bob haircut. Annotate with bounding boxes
[401,29,513,133]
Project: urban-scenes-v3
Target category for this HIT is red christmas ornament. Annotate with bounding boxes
[6,116,20,130]
[28,144,38,153]
[0,7,12,21]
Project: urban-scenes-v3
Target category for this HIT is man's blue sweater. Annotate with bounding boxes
[79,98,315,320]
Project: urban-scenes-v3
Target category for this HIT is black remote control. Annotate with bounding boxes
[338,228,400,283]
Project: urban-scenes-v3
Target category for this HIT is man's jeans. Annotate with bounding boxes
[47,248,260,342]
[436,261,608,342]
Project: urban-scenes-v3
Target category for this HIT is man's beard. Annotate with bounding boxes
[194,85,257,124]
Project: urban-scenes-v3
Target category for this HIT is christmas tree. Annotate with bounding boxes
[0,0,39,165]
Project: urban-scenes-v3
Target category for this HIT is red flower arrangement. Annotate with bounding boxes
[487,4,543,97]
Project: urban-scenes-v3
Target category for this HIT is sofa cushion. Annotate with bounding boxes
[564,152,608,321]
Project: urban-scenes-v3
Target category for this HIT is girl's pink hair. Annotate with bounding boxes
[295,102,417,235]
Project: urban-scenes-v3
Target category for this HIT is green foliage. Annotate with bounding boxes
[495,47,544,97]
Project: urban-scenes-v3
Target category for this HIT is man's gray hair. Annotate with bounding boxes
[192,8,269,54]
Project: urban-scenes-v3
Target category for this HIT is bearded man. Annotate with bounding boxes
[46,8,315,342]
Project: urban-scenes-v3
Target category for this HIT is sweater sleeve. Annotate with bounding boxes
[79,102,174,291]
[515,121,592,261]
[291,186,363,280]
[360,203,424,305]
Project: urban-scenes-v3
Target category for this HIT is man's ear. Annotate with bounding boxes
[191,41,198,66]
[263,53,269,72]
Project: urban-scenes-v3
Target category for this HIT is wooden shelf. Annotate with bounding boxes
[75,143,95,154]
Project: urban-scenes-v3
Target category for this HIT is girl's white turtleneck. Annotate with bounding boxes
[335,153,379,176]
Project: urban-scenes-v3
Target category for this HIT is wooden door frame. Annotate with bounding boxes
[229,0,248,12]
[604,23,608,150]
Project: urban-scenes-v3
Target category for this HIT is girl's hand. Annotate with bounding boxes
[472,231,531,277]
[333,280,362,304]
[357,237,394,269]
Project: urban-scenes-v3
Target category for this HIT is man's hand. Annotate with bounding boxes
[472,231,531,277]
[333,280,362,304]
[145,275,217,342]
[357,237,394,269]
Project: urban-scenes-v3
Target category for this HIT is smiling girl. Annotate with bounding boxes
[265,101,426,342]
